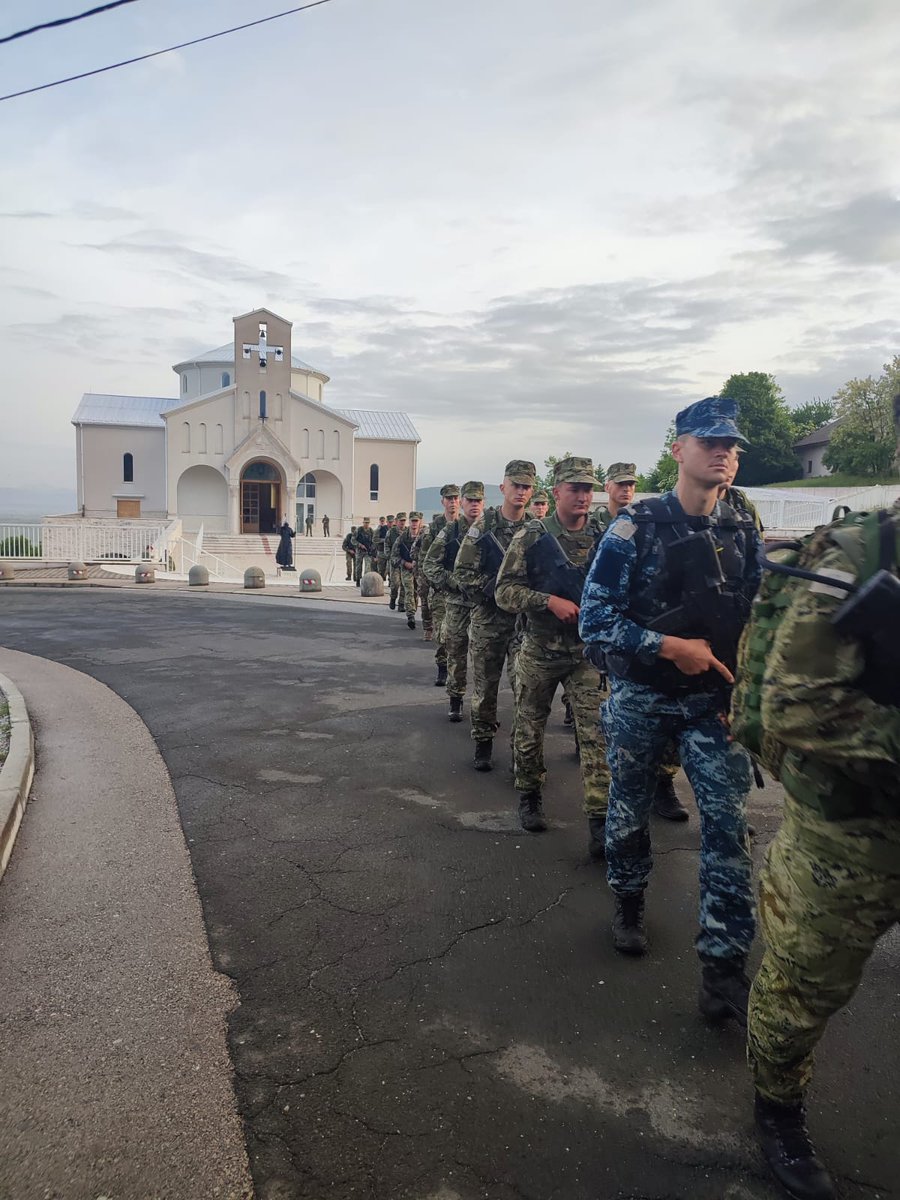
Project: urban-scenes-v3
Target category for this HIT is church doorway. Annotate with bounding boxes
[296,472,316,531]
[241,460,282,534]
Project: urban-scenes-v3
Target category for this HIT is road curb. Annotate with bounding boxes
[0,670,35,881]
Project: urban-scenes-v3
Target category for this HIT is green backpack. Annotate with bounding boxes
[731,509,898,780]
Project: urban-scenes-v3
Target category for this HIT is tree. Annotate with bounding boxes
[720,372,801,485]
[824,356,900,477]
[789,397,835,441]
[641,423,678,492]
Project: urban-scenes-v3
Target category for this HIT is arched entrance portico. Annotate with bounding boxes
[241,459,284,534]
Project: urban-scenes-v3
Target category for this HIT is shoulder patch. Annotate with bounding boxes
[610,517,637,540]
[466,526,481,540]
[435,529,447,543]
[808,567,856,599]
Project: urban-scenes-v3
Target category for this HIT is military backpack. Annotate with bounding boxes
[731,508,900,779]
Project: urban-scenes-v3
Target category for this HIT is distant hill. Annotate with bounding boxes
[0,486,76,523]
[417,484,504,517]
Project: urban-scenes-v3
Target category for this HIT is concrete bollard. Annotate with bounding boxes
[244,566,266,589]
[298,568,322,593]
[67,562,88,580]
[0,563,15,580]
[134,564,155,584]
[188,564,210,587]
[360,571,385,597]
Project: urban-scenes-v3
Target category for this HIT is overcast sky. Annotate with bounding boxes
[1,0,898,490]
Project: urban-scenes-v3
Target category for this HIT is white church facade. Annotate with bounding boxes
[72,308,419,537]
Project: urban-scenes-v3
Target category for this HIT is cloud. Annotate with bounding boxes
[765,192,900,264]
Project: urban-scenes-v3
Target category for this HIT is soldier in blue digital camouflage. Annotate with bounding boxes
[735,395,900,1200]
[452,460,536,771]
[580,397,761,1026]
[495,457,609,847]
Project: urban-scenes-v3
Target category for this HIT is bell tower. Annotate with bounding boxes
[233,308,292,438]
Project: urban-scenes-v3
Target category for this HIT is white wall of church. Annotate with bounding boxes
[352,440,417,522]
[176,464,228,532]
[165,392,234,517]
[177,364,236,400]
[77,425,167,517]
[292,371,323,402]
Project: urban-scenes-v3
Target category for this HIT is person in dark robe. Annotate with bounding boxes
[276,520,296,570]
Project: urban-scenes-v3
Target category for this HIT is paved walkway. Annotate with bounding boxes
[0,647,253,1200]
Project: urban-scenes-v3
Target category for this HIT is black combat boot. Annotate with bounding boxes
[754,1093,836,1200]
[653,775,689,822]
[518,790,547,832]
[389,597,396,610]
[612,893,647,955]
[563,699,574,726]
[698,955,751,1027]
[448,696,463,723]
[473,739,493,772]
[435,663,448,687]
[407,613,416,630]
[587,817,606,861]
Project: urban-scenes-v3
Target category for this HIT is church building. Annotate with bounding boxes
[72,308,419,537]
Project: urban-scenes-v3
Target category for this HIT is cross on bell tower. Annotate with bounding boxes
[242,320,284,369]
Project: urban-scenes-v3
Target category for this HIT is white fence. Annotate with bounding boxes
[0,522,173,563]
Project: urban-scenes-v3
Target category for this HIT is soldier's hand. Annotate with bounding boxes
[547,595,580,623]
[660,636,734,682]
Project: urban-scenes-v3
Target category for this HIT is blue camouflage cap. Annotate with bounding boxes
[675,396,749,444]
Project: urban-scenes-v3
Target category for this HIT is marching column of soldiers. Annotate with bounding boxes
[362,393,899,1200]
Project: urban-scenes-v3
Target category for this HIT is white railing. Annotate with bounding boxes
[179,533,242,581]
[0,522,170,563]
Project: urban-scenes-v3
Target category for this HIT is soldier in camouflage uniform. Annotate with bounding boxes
[495,457,610,847]
[423,482,484,721]
[385,513,406,610]
[580,399,760,1022]
[391,511,423,630]
[741,398,900,1200]
[453,461,536,771]
[353,516,376,586]
[419,486,459,686]
[528,490,550,520]
[375,515,392,579]
[341,526,356,580]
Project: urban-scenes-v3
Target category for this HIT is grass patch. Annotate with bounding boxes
[764,474,899,489]
[0,697,9,767]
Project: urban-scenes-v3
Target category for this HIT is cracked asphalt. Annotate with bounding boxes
[0,589,896,1200]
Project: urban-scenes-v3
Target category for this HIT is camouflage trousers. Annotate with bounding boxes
[602,679,754,961]
[514,637,609,818]
[354,551,374,583]
[468,612,519,743]
[399,563,417,614]
[389,564,401,604]
[748,781,900,1104]
[345,552,354,580]
[442,600,472,698]
[431,590,448,666]
[376,553,388,580]
[418,576,433,638]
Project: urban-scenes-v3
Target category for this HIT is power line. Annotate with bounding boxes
[0,0,336,103]
[0,1,140,47]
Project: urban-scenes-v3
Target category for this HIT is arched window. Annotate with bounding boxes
[369,463,379,501]
[198,422,207,453]
[214,423,224,454]
[182,422,190,453]
[259,390,267,419]
[332,430,340,459]
[297,472,316,499]
[274,393,283,420]
[242,391,250,419]
[123,452,134,483]
[301,428,310,456]
[316,429,325,458]
[221,371,230,388]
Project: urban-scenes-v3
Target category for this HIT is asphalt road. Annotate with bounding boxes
[0,589,896,1200]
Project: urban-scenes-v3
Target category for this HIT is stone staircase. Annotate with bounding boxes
[198,533,343,582]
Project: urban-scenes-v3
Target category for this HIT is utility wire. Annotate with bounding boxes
[0,0,141,46]
[0,0,336,103]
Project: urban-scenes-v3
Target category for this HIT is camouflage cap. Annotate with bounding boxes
[606,462,638,484]
[387,514,395,521]
[552,456,597,486]
[350,525,357,531]
[409,510,423,520]
[361,516,371,523]
[461,480,485,500]
[379,515,386,521]
[503,459,537,485]
[530,489,549,503]
[395,511,407,520]
[440,483,460,498]
[675,396,749,444]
